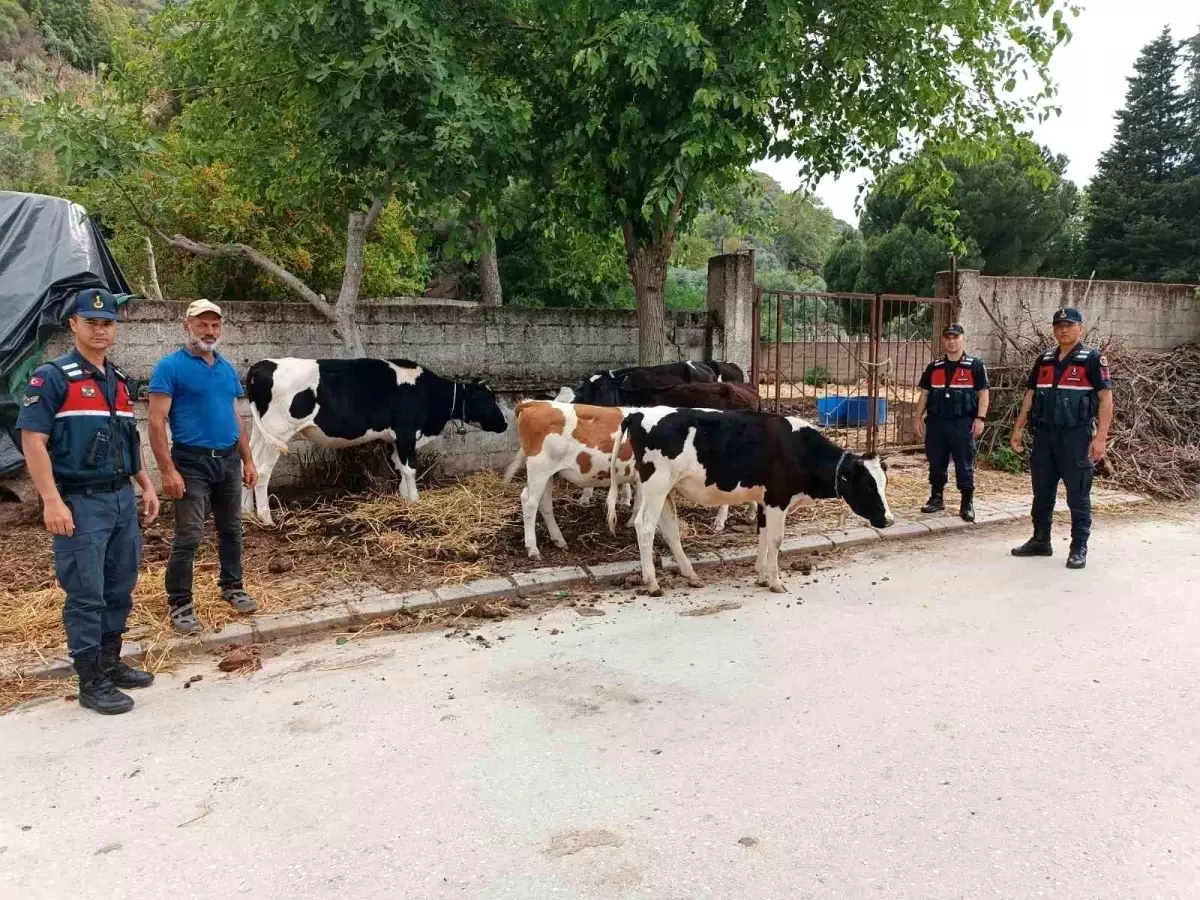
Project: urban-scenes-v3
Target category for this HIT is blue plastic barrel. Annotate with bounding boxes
[815,395,887,427]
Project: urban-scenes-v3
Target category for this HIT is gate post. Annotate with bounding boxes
[706,250,755,377]
[750,286,762,409]
[866,294,883,454]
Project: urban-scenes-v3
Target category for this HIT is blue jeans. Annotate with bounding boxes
[54,483,142,659]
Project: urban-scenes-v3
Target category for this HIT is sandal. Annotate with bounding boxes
[221,588,258,614]
[170,603,203,635]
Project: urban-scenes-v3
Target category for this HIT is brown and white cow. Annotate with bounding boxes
[503,400,636,559]
[503,399,741,559]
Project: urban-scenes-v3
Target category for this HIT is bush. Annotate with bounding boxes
[665,267,707,310]
[986,445,1025,474]
[803,366,831,386]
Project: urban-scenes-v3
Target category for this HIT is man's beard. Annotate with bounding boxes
[187,333,220,352]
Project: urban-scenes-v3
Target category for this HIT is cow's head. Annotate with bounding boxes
[462,380,508,434]
[572,372,622,406]
[838,453,894,529]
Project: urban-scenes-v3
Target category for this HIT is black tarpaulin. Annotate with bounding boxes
[0,191,134,475]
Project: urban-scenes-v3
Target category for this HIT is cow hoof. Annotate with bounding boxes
[527,550,542,560]
[768,583,787,594]
[552,539,568,550]
[686,576,705,589]
[647,586,664,598]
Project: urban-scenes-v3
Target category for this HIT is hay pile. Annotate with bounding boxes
[269,471,522,579]
[974,295,1200,501]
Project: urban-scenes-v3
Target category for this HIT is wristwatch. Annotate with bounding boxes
[974,416,985,421]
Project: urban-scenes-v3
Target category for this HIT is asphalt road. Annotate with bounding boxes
[2,515,1198,900]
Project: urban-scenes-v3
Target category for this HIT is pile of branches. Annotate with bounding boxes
[974,294,1200,501]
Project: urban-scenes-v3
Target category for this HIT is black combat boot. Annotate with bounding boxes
[73,651,134,715]
[1066,541,1088,570]
[1011,528,1053,557]
[959,491,975,522]
[99,632,154,689]
[921,487,945,513]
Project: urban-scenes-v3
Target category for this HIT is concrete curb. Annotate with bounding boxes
[19,494,1146,680]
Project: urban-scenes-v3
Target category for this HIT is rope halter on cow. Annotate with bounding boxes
[451,382,468,435]
[833,449,850,498]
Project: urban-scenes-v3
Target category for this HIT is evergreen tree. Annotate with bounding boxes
[1083,27,1192,281]
[1183,29,1200,172]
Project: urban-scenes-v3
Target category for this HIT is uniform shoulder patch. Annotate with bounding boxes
[22,394,40,406]
[28,375,44,388]
[1099,354,1109,367]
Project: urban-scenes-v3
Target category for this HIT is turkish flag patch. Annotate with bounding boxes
[29,376,44,388]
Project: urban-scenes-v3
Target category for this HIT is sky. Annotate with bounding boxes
[754,0,1199,227]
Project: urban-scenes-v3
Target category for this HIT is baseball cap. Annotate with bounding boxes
[1052,307,1083,325]
[943,323,965,336]
[72,288,120,321]
[185,298,223,319]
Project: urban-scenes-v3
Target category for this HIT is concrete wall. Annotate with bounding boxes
[38,298,717,483]
[937,269,1200,362]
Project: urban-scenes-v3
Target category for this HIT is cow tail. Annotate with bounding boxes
[605,423,626,534]
[248,399,289,455]
[502,449,525,484]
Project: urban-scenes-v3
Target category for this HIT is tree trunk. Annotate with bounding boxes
[334,310,365,357]
[332,200,384,357]
[623,222,673,365]
[144,236,165,302]
[471,221,503,306]
[141,192,387,358]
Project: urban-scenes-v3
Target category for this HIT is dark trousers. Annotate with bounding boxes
[165,449,243,608]
[925,416,975,493]
[54,483,141,659]
[1030,425,1094,543]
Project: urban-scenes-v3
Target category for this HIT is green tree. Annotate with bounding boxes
[1,0,32,50]
[24,0,111,70]
[823,232,865,293]
[853,225,954,296]
[860,137,1080,277]
[506,0,1074,363]
[25,0,530,354]
[1083,27,1194,282]
[771,191,839,273]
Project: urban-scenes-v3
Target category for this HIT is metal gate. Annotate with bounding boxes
[750,289,952,453]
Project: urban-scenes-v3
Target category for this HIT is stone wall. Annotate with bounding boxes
[937,269,1200,362]
[38,297,717,482]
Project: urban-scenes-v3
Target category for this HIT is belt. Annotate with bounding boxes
[58,478,127,496]
[173,443,239,458]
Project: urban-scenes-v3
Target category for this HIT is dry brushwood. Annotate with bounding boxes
[973,293,1200,501]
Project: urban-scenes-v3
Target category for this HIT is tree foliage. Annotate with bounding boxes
[1083,26,1199,283]
[503,0,1074,361]
[22,0,530,353]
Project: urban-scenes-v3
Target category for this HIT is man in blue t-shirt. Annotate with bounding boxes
[148,299,259,633]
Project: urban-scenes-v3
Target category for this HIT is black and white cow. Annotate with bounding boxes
[243,357,507,524]
[556,360,745,406]
[607,409,893,596]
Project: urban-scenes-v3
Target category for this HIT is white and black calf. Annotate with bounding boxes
[608,409,894,596]
[243,357,507,524]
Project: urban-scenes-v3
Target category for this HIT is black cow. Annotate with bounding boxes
[558,360,744,406]
[243,357,507,524]
[608,409,893,595]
